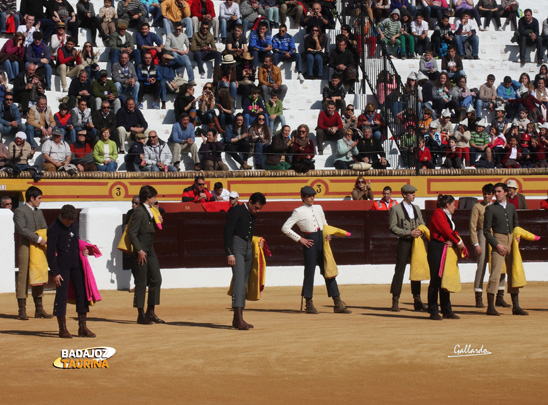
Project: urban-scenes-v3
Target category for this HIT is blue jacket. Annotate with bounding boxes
[157,64,176,83]
[249,30,272,51]
[169,122,195,144]
[136,32,163,49]
[497,84,516,100]
[272,33,296,54]
[137,63,163,85]
[25,41,51,67]
[0,101,22,126]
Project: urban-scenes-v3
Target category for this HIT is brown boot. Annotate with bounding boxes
[145,305,165,323]
[486,293,501,316]
[304,297,319,314]
[57,316,72,338]
[17,298,29,320]
[413,295,428,311]
[232,307,249,330]
[391,295,400,312]
[511,293,529,316]
[34,297,53,318]
[78,313,96,337]
[475,291,485,308]
[333,295,352,313]
[495,290,511,307]
[137,308,153,324]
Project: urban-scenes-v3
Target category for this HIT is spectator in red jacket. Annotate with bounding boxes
[541,191,548,210]
[182,175,215,202]
[315,100,344,155]
[191,0,219,39]
[418,137,434,169]
[70,130,97,172]
[442,136,462,169]
[371,186,399,211]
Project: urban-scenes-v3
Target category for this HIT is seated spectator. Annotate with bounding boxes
[322,74,346,113]
[265,91,285,135]
[417,136,434,169]
[469,118,492,164]
[126,132,147,172]
[214,54,238,103]
[431,15,455,59]
[116,97,150,153]
[161,0,193,39]
[249,21,273,69]
[70,130,97,172]
[371,186,398,210]
[219,0,241,42]
[351,176,373,200]
[265,124,292,170]
[67,70,93,111]
[518,133,535,168]
[56,36,84,93]
[136,22,163,63]
[141,0,163,28]
[25,32,52,91]
[337,24,359,61]
[0,2,20,39]
[272,24,304,81]
[98,0,118,41]
[501,135,520,168]
[242,86,267,129]
[109,20,139,66]
[475,74,497,118]
[432,72,458,115]
[92,69,121,113]
[442,136,462,168]
[8,132,35,171]
[334,129,359,170]
[71,99,98,144]
[411,13,429,56]
[258,54,288,102]
[182,175,215,202]
[50,22,67,64]
[144,130,177,172]
[240,0,266,34]
[454,0,482,29]
[489,124,507,166]
[93,127,118,171]
[535,77,548,110]
[398,10,414,60]
[302,26,326,80]
[76,0,106,46]
[357,126,390,169]
[0,93,26,139]
[168,113,200,171]
[260,0,280,28]
[235,52,256,101]
[450,76,477,121]
[530,135,548,167]
[358,103,384,142]
[435,109,454,140]
[117,0,147,29]
[42,129,72,172]
[291,124,315,173]
[454,118,471,166]
[428,0,450,22]
[174,83,197,124]
[328,38,357,93]
[302,2,332,34]
[441,46,465,83]
[491,105,509,135]
[196,82,224,133]
[137,52,162,110]
[225,23,248,63]
[25,95,54,148]
[190,21,222,79]
[454,11,480,59]
[1,33,25,83]
[378,9,401,58]
[315,100,344,155]
[342,104,359,135]
[17,14,38,48]
[191,0,219,39]
[212,182,230,201]
[477,0,502,31]
[164,21,195,84]
[248,113,271,169]
[514,86,544,123]
[199,129,228,171]
[417,72,437,119]
[54,103,76,143]
[518,9,544,64]
[112,51,141,105]
[500,0,519,31]
[92,100,119,148]
[280,0,302,29]
[497,75,518,118]
[424,121,443,165]
[158,54,184,109]
[223,113,252,170]
[418,108,433,136]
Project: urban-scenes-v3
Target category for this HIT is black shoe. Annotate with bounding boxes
[137,313,153,324]
[512,307,529,316]
[429,313,443,320]
[146,311,165,323]
[443,312,460,319]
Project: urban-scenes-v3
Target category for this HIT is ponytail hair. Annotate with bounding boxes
[437,193,455,209]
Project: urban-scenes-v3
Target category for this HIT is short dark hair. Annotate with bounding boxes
[32,31,43,40]
[235,23,243,31]
[383,186,392,193]
[60,204,77,220]
[249,192,266,205]
[141,22,150,28]
[482,183,494,194]
[214,182,223,190]
[487,74,495,81]
[59,102,69,111]
[494,182,508,193]
[436,194,455,208]
[179,112,189,120]
[25,186,42,202]
[66,36,76,44]
[279,24,287,30]
[139,185,158,202]
[173,21,182,28]
[194,175,205,184]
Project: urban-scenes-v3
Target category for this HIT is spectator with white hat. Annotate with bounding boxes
[506,179,528,209]
[229,191,239,207]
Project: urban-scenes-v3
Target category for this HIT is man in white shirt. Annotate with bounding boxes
[411,14,430,56]
[213,182,231,201]
[281,186,351,314]
[454,11,480,59]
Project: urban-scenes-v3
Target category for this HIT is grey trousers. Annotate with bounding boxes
[474,230,505,292]
[231,236,252,308]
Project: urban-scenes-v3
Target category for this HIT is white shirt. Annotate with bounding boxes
[282,203,327,242]
[411,20,428,36]
[17,25,37,47]
[214,188,230,201]
[402,201,415,220]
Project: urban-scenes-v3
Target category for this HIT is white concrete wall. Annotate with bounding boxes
[0,209,15,294]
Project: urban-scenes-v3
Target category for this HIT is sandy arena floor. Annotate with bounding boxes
[1,283,548,404]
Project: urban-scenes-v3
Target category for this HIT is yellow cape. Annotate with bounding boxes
[227,236,268,301]
[510,226,539,288]
[410,224,430,281]
[323,225,351,279]
[150,206,163,230]
[29,228,48,286]
[440,242,463,293]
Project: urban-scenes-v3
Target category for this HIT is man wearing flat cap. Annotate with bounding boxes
[92,69,121,113]
[282,185,351,314]
[388,184,427,312]
[506,179,527,210]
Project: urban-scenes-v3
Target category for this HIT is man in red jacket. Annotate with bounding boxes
[371,186,398,210]
[315,101,344,155]
[182,175,215,202]
[191,0,219,39]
